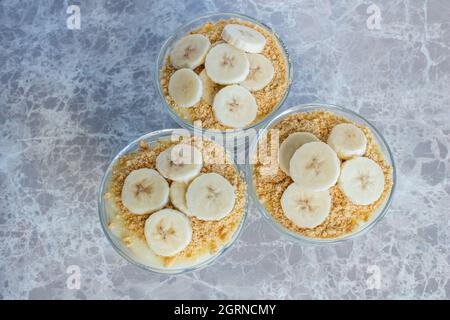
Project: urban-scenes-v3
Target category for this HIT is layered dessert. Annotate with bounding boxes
[252,110,393,239]
[160,18,289,130]
[103,136,246,269]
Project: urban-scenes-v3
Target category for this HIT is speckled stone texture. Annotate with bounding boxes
[0,0,449,300]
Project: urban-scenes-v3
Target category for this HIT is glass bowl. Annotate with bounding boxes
[98,129,248,274]
[247,103,397,244]
[154,12,293,145]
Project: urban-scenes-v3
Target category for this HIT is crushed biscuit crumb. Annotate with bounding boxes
[122,236,133,247]
[163,256,177,268]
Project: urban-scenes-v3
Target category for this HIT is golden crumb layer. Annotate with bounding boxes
[160,18,289,130]
[252,111,393,239]
[106,136,246,266]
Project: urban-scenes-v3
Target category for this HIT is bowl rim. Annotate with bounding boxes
[97,128,249,274]
[154,11,293,136]
[246,103,397,245]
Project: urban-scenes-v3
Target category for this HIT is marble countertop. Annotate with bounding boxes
[1,0,449,299]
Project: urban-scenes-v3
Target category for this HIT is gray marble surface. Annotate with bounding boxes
[0,0,449,300]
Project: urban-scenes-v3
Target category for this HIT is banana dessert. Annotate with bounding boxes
[160,19,288,130]
[103,136,246,269]
[252,111,393,239]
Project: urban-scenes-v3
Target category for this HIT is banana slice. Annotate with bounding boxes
[185,173,235,221]
[121,168,169,215]
[212,85,257,128]
[170,34,211,69]
[278,132,319,175]
[204,43,249,85]
[156,144,203,182]
[144,209,192,257]
[169,181,192,216]
[199,69,218,105]
[338,157,385,205]
[281,183,332,229]
[327,123,367,159]
[168,68,203,107]
[221,24,266,53]
[240,53,275,91]
[289,141,341,191]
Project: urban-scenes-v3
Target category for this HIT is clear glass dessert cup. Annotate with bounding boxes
[154,12,293,145]
[246,103,397,244]
[98,129,248,274]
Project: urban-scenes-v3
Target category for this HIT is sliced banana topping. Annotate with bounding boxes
[213,85,257,128]
[338,157,385,205]
[168,68,203,107]
[198,69,218,105]
[169,181,192,216]
[170,34,211,69]
[204,43,250,85]
[240,53,274,91]
[327,123,367,159]
[278,132,319,175]
[144,209,192,257]
[156,144,203,182]
[121,168,169,215]
[289,141,341,191]
[281,183,331,229]
[221,24,266,53]
[185,173,235,221]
